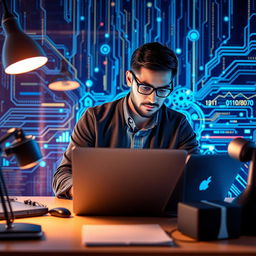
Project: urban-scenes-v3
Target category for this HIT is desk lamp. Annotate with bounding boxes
[0,128,43,239]
[228,138,256,235]
[1,0,48,74]
[48,59,80,91]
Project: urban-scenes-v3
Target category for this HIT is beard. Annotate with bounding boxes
[130,94,160,118]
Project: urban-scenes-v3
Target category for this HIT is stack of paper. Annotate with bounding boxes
[82,224,173,246]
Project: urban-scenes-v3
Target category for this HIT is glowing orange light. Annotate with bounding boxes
[48,80,80,91]
[20,161,38,169]
[5,56,48,75]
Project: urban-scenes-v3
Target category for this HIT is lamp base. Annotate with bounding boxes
[0,223,43,239]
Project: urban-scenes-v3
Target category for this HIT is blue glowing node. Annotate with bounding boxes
[170,88,194,109]
[86,79,93,87]
[84,97,93,107]
[40,161,46,167]
[43,144,48,149]
[100,44,111,55]
[199,66,204,71]
[176,48,182,54]
[147,2,152,7]
[94,67,99,72]
[59,109,63,113]
[80,16,85,21]
[105,33,110,38]
[209,146,215,151]
[191,113,198,120]
[156,17,162,22]
[239,112,244,117]
[188,29,200,41]
[5,142,11,147]
[224,16,229,22]
[244,129,250,134]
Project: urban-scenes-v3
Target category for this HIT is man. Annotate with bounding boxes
[53,42,199,199]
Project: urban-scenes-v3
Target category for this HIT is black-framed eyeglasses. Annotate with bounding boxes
[130,70,173,98]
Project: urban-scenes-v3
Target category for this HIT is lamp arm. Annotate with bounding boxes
[0,128,43,238]
[1,0,8,13]
[247,150,256,186]
[0,159,14,228]
[1,0,15,21]
[0,128,24,229]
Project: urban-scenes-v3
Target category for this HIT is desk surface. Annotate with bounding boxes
[0,196,255,256]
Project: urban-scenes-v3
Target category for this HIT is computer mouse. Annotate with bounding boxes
[48,207,71,218]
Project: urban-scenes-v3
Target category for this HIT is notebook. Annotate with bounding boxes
[72,147,187,216]
[82,224,174,246]
[0,199,48,219]
[182,154,242,202]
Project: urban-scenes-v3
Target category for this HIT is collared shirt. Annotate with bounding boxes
[123,97,159,149]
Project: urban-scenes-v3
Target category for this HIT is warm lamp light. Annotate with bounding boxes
[1,0,48,74]
[48,59,80,91]
[4,57,48,75]
[48,80,80,91]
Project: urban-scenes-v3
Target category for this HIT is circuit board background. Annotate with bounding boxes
[0,0,255,196]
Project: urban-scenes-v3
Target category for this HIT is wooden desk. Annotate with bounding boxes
[0,197,256,255]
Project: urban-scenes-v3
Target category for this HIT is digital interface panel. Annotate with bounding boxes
[0,0,255,196]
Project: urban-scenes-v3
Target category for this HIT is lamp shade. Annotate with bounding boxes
[228,138,254,162]
[2,16,48,74]
[5,135,42,169]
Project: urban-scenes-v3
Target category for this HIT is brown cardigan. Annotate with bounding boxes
[52,95,199,198]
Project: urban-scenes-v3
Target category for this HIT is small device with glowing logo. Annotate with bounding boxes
[182,154,242,202]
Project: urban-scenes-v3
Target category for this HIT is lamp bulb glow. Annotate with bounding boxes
[5,56,48,74]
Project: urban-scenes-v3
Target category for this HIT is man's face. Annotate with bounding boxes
[126,67,173,118]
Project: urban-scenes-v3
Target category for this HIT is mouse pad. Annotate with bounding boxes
[0,200,48,219]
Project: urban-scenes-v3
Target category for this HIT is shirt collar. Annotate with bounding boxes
[123,94,159,132]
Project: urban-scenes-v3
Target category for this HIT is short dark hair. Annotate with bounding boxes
[130,42,178,76]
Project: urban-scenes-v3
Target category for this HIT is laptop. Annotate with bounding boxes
[72,147,187,216]
[182,154,242,202]
[0,199,48,219]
